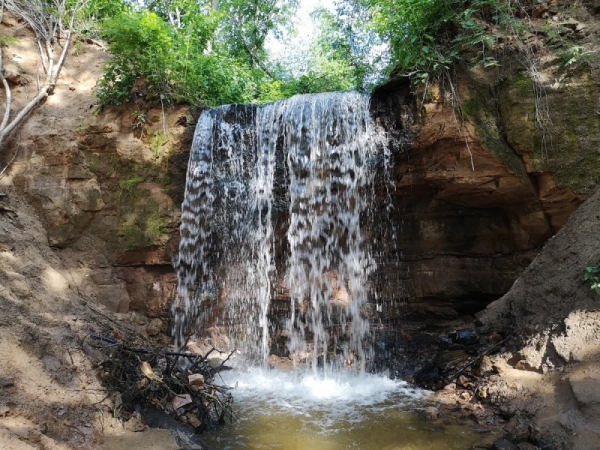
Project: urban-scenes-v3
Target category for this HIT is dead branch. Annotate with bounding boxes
[0,0,85,175]
[444,336,511,386]
[90,334,236,432]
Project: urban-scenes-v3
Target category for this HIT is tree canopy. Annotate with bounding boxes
[84,0,525,107]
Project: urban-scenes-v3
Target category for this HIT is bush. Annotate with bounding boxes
[583,262,600,295]
[96,7,259,106]
[97,10,174,105]
[360,0,516,76]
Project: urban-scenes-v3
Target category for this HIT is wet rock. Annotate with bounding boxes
[492,438,520,450]
[489,332,504,344]
[146,318,163,336]
[438,336,452,347]
[517,443,540,450]
[423,406,439,420]
[529,425,556,450]
[506,424,531,443]
[414,362,441,388]
[269,354,294,371]
[454,328,479,345]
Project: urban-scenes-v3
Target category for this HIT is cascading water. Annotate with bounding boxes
[172,91,382,371]
[170,91,497,449]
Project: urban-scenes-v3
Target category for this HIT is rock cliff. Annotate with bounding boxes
[1,3,598,331]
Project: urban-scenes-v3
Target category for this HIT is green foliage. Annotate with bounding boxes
[557,45,594,69]
[217,0,298,65]
[95,1,278,106]
[356,0,518,77]
[107,157,173,250]
[117,194,167,250]
[119,174,146,191]
[0,36,19,45]
[306,8,368,91]
[82,0,131,21]
[583,262,600,295]
[263,6,376,98]
[90,0,527,106]
[96,10,173,104]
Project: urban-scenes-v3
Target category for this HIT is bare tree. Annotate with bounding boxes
[0,0,85,167]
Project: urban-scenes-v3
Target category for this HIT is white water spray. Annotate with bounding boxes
[173,92,380,371]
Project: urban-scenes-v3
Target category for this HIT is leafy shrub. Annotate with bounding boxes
[358,0,518,77]
[97,10,174,105]
[583,262,600,295]
[96,7,257,106]
[558,45,595,69]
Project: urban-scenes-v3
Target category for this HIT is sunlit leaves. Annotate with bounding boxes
[583,262,600,295]
[354,0,517,77]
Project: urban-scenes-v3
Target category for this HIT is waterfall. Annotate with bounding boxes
[173,92,383,372]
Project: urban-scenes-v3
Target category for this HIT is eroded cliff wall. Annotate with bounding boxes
[1,1,599,336]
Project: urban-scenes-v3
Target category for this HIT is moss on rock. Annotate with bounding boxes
[500,71,600,195]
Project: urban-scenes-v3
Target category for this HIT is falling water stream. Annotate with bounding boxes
[173,92,379,369]
[172,92,494,448]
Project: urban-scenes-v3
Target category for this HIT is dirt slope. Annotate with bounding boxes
[0,12,183,449]
[478,188,600,449]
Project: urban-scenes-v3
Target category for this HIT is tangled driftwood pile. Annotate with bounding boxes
[89,334,235,432]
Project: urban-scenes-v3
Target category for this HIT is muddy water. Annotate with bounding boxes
[201,369,495,450]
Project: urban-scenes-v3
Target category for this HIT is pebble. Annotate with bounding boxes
[124,415,146,432]
[186,413,202,428]
[423,406,439,420]
[172,394,192,410]
[146,318,163,336]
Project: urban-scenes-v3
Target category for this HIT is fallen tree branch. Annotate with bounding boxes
[444,336,511,386]
[91,335,236,433]
[0,0,85,177]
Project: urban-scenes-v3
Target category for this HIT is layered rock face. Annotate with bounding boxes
[369,75,582,327]
[2,7,598,334]
[0,14,189,319]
